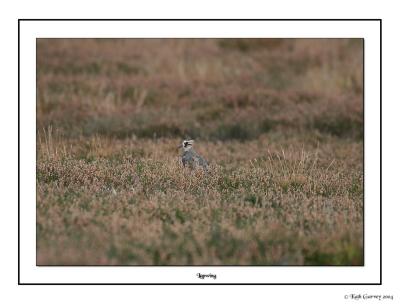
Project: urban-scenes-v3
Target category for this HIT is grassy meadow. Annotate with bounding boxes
[37,39,363,265]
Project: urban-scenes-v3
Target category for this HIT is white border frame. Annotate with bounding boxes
[19,20,381,284]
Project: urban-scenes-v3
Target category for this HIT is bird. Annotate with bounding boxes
[178,139,208,171]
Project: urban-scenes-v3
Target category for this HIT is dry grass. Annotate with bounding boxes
[36,38,363,265]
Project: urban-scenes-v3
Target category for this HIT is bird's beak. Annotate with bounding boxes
[177,144,181,149]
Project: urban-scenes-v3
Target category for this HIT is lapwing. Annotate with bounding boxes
[178,139,208,171]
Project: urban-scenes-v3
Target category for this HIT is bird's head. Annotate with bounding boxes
[178,139,194,151]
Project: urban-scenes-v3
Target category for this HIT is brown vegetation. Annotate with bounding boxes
[37,38,363,265]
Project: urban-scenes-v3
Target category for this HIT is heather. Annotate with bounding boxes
[37,38,363,265]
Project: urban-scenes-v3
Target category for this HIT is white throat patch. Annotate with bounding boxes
[182,140,194,151]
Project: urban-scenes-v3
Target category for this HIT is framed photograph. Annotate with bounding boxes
[19,19,381,284]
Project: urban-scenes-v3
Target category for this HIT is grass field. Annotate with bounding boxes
[36,38,363,265]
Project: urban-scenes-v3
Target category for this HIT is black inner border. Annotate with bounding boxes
[18,19,382,285]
